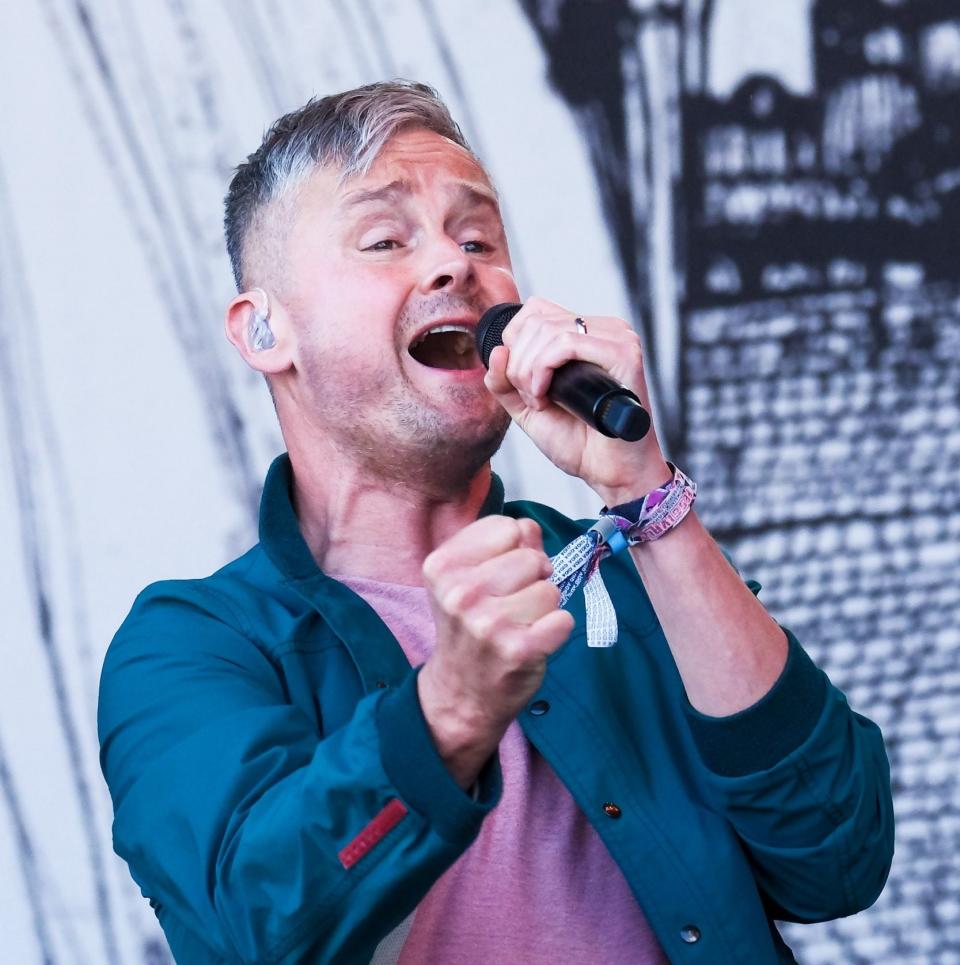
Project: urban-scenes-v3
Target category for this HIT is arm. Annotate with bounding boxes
[98,582,500,964]
[486,296,786,716]
[616,510,788,716]
[485,296,894,917]
[688,627,894,921]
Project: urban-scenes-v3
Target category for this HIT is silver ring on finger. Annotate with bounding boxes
[574,317,588,335]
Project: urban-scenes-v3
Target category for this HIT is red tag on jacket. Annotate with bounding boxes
[338,799,409,869]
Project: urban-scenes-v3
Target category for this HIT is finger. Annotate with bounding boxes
[464,579,560,640]
[506,314,630,403]
[505,310,582,403]
[423,515,528,578]
[516,518,545,554]
[483,345,527,420]
[484,344,513,395]
[495,578,562,627]
[498,299,571,402]
[533,330,647,401]
[508,607,576,661]
[554,315,634,338]
[504,319,557,406]
[498,296,569,349]
[439,524,548,608]
[472,545,551,597]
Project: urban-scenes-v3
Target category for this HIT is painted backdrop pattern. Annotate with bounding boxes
[1,1,955,963]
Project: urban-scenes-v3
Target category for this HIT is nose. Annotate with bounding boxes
[417,235,476,295]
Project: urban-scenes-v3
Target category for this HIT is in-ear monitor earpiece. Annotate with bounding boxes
[248,287,276,351]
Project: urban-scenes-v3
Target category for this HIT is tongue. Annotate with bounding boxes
[409,331,480,370]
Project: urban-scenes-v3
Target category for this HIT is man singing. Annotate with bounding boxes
[98,81,893,963]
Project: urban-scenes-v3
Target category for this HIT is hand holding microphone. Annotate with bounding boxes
[475,302,651,442]
[476,297,670,506]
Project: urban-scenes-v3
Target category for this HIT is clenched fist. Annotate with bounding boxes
[417,515,575,788]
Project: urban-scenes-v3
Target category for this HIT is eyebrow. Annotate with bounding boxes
[451,182,501,217]
[341,179,501,216]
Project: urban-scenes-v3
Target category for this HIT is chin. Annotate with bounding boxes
[437,409,510,468]
[399,407,510,493]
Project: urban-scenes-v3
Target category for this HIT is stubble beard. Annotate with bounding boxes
[303,354,511,496]
[389,386,511,492]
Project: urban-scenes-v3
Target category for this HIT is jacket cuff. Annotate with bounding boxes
[376,668,501,845]
[684,629,827,777]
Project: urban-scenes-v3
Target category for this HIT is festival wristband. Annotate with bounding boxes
[600,463,697,545]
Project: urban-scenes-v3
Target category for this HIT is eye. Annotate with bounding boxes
[461,240,490,254]
[365,239,402,251]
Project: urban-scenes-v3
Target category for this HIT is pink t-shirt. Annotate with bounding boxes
[340,576,667,965]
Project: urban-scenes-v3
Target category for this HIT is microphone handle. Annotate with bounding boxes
[548,362,651,442]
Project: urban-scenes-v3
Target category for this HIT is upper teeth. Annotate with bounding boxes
[412,324,472,346]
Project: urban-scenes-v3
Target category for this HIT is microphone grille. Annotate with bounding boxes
[475,303,522,367]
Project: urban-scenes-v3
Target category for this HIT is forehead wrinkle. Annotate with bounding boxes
[338,177,500,225]
[341,178,412,210]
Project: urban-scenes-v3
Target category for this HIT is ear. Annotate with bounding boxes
[224,290,294,375]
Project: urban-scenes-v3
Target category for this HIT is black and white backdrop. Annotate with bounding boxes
[2,1,957,962]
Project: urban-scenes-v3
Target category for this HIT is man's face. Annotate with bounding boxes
[276,127,519,486]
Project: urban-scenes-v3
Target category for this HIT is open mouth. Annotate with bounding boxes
[408,325,481,370]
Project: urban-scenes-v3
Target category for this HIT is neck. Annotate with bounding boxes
[287,436,494,586]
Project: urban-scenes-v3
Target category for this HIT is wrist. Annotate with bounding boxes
[417,663,507,789]
[592,458,672,508]
[600,462,698,546]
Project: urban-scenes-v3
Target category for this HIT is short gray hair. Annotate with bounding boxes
[224,80,476,290]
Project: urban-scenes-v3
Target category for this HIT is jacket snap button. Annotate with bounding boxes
[529,700,550,716]
[375,680,389,689]
[680,925,701,944]
[602,802,622,819]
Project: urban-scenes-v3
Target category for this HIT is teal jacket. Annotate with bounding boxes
[98,455,893,964]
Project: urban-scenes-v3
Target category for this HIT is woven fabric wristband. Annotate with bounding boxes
[548,464,698,647]
[601,463,697,545]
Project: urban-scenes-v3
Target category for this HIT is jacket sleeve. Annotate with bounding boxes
[684,629,894,923]
[98,581,500,964]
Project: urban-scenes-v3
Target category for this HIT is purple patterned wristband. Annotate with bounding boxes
[601,463,698,545]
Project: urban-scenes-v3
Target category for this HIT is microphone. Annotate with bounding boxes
[475,303,651,442]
